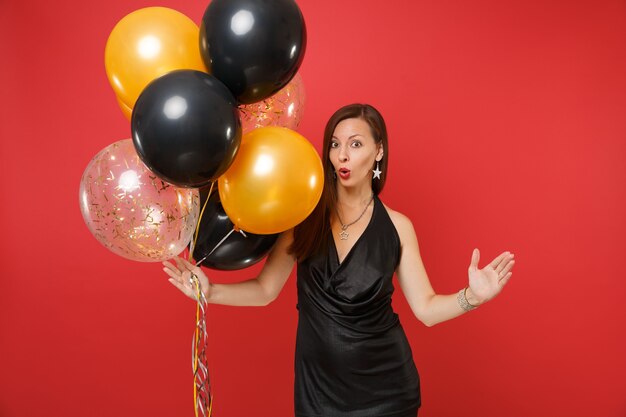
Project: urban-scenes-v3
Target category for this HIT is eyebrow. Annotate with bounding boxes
[331,134,364,140]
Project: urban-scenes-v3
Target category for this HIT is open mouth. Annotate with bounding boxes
[338,168,350,179]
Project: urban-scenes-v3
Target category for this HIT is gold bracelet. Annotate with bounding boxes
[457,287,478,312]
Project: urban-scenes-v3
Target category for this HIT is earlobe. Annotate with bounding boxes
[376,145,384,161]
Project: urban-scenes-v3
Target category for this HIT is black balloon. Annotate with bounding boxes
[200,0,307,104]
[132,70,241,188]
[192,188,279,270]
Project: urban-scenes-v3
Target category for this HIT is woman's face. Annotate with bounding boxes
[329,117,383,188]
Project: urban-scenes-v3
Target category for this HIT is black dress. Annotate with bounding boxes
[295,195,421,417]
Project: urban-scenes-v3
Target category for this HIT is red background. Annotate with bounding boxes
[1,0,625,416]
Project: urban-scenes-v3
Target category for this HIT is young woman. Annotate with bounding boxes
[164,103,516,417]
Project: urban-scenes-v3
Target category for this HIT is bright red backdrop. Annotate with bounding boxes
[1,0,625,416]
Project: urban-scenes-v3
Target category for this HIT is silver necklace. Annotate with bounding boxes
[335,194,374,240]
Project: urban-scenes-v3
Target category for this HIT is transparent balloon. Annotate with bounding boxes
[79,139,200,262]
[238,73,306,135]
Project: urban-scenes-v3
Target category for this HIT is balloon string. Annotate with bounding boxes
[192,274,211,417]
[193,293,199,417]
[188,183,217,416]
[189,181,215,263]
[194,227,247,266]
[189,181,215,417]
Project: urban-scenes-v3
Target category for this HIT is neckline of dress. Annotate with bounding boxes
[331,195,378,267]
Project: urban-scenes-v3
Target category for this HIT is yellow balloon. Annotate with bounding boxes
[116,97,132,121]
[218,127,324,235]
[105,7,207,109]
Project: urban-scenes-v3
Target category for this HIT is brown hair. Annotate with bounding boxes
[288,103,389,261]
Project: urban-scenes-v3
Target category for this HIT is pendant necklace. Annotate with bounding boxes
[335,194,374,240]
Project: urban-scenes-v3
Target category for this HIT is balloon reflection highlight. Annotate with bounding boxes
[137,35,161,59]
[118,170,141,192]
[231,10,254,35]
[164,96,188,119]
[253,154,274,176]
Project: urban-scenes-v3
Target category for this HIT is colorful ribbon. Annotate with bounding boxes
[191,273,212,417]
[187,180,251,417]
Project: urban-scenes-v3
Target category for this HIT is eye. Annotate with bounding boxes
[330,142,339,148]
[351,141,362,148]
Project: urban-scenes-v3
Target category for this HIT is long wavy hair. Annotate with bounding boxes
[288,103,389,261]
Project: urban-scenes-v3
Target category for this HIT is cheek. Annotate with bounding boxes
[357,154,375,169]
[327,153,339,169]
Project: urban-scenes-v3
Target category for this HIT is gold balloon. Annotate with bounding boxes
[218,127,324,235]
[117,97,132,121]
[105,7,207,109]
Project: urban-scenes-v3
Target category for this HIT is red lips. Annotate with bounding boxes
[338,168,350,179]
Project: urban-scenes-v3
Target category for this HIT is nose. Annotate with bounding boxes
[338,145,349,162]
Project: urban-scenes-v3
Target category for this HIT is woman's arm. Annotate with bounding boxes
[163,229,296,307]
[391,212,515,327]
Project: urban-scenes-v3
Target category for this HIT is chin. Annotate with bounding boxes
[338,177,368,188]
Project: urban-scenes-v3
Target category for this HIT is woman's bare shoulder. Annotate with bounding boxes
[381,202,419,251]
[381,202,414,233]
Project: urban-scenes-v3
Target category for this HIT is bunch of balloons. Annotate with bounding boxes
[79,0,323,268]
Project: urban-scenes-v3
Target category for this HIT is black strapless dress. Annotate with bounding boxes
[294,195,421,417]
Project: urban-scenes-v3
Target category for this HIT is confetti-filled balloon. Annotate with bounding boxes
[79,139,199,262]
[238,73,306,135]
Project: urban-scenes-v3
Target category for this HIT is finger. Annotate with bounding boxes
[179,257,201,273]
[498,260,515,277]
[181,270,194,284]
[496,255,516,275]
[469,248,480,271]
[490,251,511,270]
[499,272,513,286]
[168,278,193,297]
[181,271,204,297]
[174,256,191,272]
[168,269,193,292]
[163,267,182,281]
[162,261,180,274]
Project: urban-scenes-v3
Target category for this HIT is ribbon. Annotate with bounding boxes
[191,273,212,417]
[187,180,250,416]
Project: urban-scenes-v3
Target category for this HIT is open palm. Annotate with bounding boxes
[468,249,515,304]
[163,257,211,301]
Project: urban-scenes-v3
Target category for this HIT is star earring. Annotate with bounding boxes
[372,161,382,180]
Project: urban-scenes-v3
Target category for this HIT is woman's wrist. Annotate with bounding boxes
[202,282,214,303]
[457,287,476,311]
[457,286,486,311]
[465,287,484,307]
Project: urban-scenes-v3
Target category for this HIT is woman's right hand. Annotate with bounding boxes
[163,256,211,301]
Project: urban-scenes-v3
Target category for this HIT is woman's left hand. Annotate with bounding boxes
[467,249,515,305]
